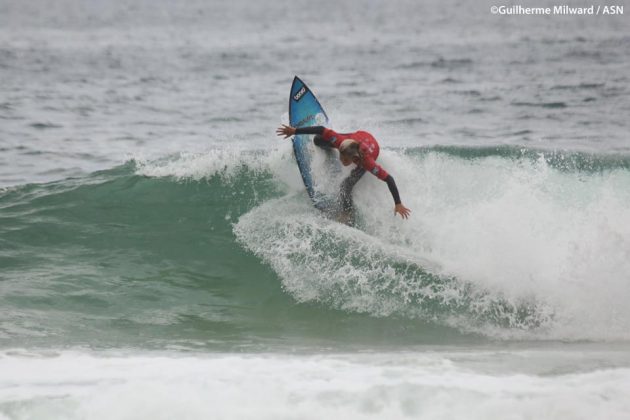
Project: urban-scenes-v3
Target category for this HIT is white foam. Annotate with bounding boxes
[1,349,630,420]
[133,142,310,192]
[134,148,264,181]
[233,148,630,340]
[133,145,630,340]
[385,152,630,340]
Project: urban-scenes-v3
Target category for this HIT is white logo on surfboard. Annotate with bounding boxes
[293,86,307,101]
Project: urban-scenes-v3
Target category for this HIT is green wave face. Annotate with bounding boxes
[2,146,630,349]
[0,162,286,350]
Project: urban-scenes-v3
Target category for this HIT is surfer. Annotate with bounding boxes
[276,124,412,219]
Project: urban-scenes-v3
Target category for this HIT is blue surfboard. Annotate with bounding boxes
[289,76,342,214]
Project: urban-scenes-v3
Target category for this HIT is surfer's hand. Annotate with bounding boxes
[394,203,411,219]
[276,124,296,139]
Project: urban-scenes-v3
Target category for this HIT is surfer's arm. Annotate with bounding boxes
[386,176,411,219]
[384,175,401,205]
[294,126,326,135]
[278,125,340,147]
[276,125,331,139]
[362,157,411,218]
[295,127,340,146]
[383,174,411,218]
[363,158,399,203]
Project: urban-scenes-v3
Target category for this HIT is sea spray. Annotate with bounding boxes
[2,145,630,345]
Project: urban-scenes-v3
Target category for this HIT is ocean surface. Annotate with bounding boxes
[1,0,630,418]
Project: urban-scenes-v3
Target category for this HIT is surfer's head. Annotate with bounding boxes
[339,140,360,166]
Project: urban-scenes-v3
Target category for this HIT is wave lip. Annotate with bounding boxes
[2,146,630,345]
[233,145,630,341]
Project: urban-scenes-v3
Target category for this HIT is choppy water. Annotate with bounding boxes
[1,0,630,419]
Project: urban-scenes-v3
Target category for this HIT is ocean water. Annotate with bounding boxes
[1,0,630,418]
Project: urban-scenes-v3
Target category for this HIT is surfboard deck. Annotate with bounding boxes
[288,76,352,224]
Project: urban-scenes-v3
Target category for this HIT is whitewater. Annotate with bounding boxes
[2,0,630,418]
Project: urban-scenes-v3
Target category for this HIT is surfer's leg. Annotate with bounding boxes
[314,135,333,149]
[339,167,366,211]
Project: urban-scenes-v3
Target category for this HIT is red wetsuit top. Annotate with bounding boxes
[293,126,401,204]
[319,128,390,180]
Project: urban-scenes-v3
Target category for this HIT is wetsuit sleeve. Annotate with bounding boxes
[321,128,338,142]
[361,156,390,181]
[294,126,342,149]
[385,175,401,205]
[294,126,326,135]
[362,156,400,204]
[295,127,341,148]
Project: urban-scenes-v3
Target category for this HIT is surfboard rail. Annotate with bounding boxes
[288,76,332,208]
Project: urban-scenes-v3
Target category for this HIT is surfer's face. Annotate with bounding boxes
[340,154,360,166]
